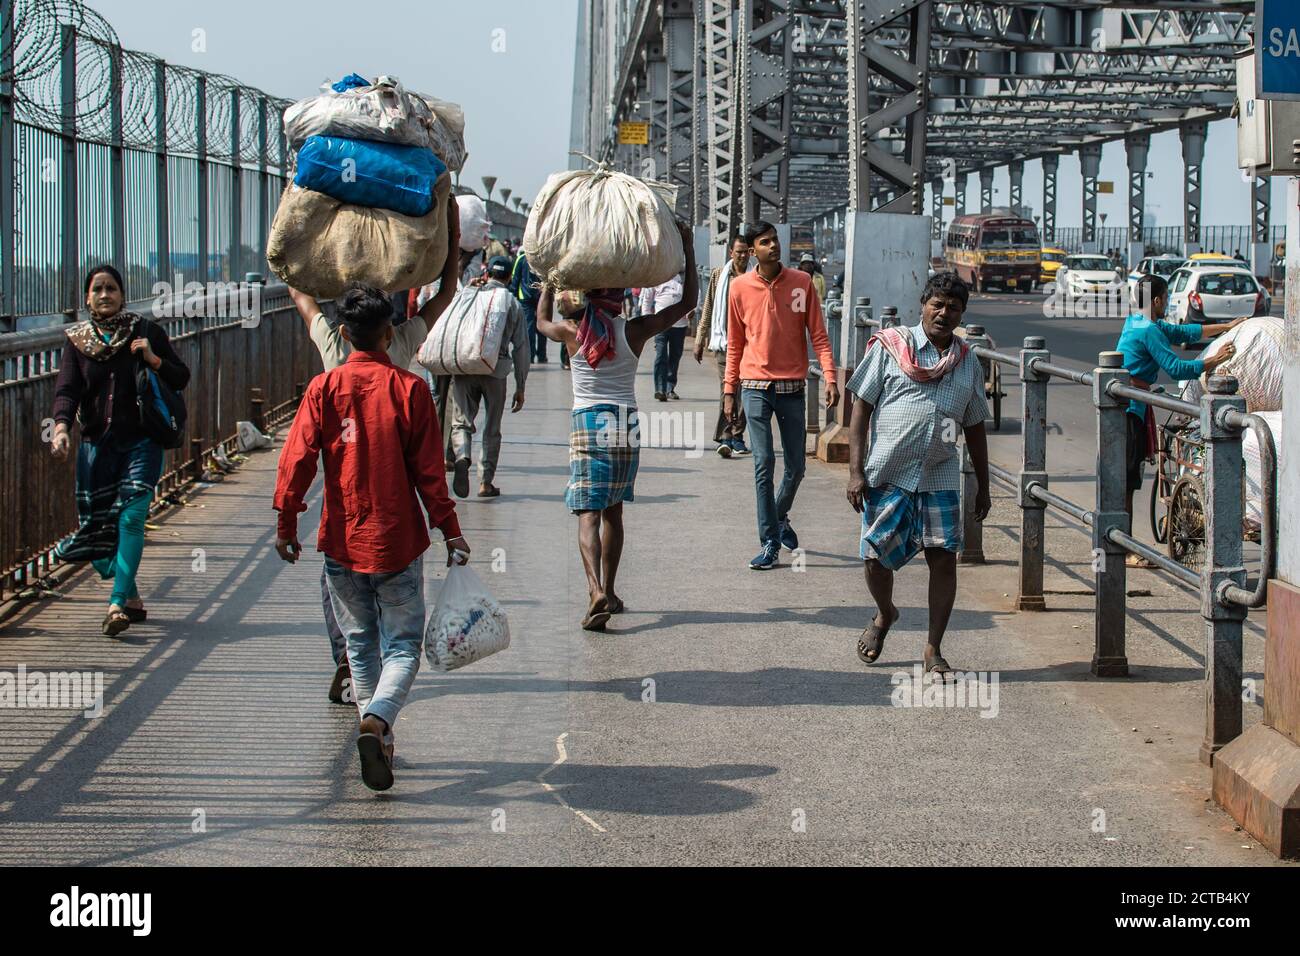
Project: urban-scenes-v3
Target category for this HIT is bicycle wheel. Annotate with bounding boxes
[1167,475,1206,571]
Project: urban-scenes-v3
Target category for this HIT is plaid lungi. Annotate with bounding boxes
[566,404,640,512]
[860,484,961,570]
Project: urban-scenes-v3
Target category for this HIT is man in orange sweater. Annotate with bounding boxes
[723,220,838,569]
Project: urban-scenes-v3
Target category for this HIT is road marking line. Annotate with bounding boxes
[538,732,606,833]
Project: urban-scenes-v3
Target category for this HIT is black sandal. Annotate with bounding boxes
[856,609,899,665]
[124,606,147,623]
[924,654,955,681]
[102,608,131,637]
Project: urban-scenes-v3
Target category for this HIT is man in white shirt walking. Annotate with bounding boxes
[694,231,751,457]
[641,275,687,401]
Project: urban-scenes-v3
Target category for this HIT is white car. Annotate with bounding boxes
[1126,254,1185,298]
[1057,254,1124,298]
[1165,265,1271,325]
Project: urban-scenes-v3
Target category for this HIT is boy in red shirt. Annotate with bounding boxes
[274,284,470,792]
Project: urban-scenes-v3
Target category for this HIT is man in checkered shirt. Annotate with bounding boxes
[845,273,991,679]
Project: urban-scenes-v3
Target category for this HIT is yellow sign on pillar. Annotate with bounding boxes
[1097,181,1115,194]
[618,122,650,145]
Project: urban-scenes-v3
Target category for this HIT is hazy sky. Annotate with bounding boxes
[91,0,581,206]
[89,0,1279,231]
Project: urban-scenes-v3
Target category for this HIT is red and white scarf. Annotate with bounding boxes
[866,326,968,382]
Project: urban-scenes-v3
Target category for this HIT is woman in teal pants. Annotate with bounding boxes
[50,265,190,636]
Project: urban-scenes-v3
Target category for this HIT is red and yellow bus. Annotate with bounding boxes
[944,213,1041,293]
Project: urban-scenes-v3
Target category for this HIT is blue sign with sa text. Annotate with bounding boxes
[1258,0,1300,100]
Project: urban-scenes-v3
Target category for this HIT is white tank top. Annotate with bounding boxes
[571,317,640,410]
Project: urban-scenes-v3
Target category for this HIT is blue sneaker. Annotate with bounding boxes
[779,518,799,551]
[749,541,780,570]
[730,439,751,457]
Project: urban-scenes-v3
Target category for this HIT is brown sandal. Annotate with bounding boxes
[582,596,611,632]
[102,608,131,637]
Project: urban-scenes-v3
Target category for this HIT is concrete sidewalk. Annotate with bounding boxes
[0,347,1287,865]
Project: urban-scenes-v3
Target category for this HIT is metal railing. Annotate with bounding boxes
[809,295,1277,767]
[0,0,294,329]
[0,280,320,604]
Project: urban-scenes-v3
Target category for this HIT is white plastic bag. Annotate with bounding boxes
[1198,316,1283,412]
[284,77,468,173]
[417,284,513,375]
[424,563,511,672]
[236,420,273,452]
[459,194,491,252]
[524,166,683,290]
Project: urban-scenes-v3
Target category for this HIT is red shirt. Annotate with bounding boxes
[274,350,461,574]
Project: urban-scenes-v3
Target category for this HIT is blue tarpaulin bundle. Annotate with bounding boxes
[294,135,448,217]
[331,73,369,93]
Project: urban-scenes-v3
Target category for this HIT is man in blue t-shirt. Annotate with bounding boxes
[1115,274,1241,566]
[509,251,546,364]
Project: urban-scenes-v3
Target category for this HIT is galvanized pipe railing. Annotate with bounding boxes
[825,300,1276,765]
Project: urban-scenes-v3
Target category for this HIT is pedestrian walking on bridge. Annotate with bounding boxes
[535,221,698,631]
[1115,274,1240,568]
[50,265,191,637]
[845,272,990,679]
[449,256,530,499]
[723,220,838,570]
[286,195,461,705]
[274,284,470,793]
[693,230,751,457]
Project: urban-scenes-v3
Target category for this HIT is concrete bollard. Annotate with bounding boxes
[1018,336,1050,610]
[1091,351,1130,677]
[1199,374,1248,766]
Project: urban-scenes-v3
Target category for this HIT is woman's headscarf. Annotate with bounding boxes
[66,308,140,361]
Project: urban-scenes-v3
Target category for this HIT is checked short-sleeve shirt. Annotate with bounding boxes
[847,323,989,493]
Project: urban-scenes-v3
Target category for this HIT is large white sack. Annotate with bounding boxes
[1243,409,1279,530]
[459,195,491,252]
[417,283,514,375]
[524,167,683,290]
[266,174,452,299]
[284,77,468,173]
[1198,316,1283,412]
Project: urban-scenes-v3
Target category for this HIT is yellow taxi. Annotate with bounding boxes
[1040,247,1067,285]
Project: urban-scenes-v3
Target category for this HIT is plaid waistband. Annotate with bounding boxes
[741,379,805,393]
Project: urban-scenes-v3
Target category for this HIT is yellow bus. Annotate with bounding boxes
[944,213,1042,293]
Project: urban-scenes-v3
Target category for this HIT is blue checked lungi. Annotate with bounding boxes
[860,484,961,570]
[566,404,640,512]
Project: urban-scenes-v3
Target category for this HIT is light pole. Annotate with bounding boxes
[499,188,512,209]
[482,176,497,204]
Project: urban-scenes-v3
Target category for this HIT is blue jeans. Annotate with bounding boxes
[522,301,545,361]
[653,326,687,394]
[320,565,348,667]
[741,387,807,546]
[323,555,425,729]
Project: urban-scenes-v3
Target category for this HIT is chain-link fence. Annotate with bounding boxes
[1,0,294,329]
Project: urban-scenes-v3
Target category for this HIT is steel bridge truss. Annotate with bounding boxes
[580,0,1254,244]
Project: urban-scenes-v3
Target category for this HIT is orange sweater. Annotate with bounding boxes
[723,266,836,393]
